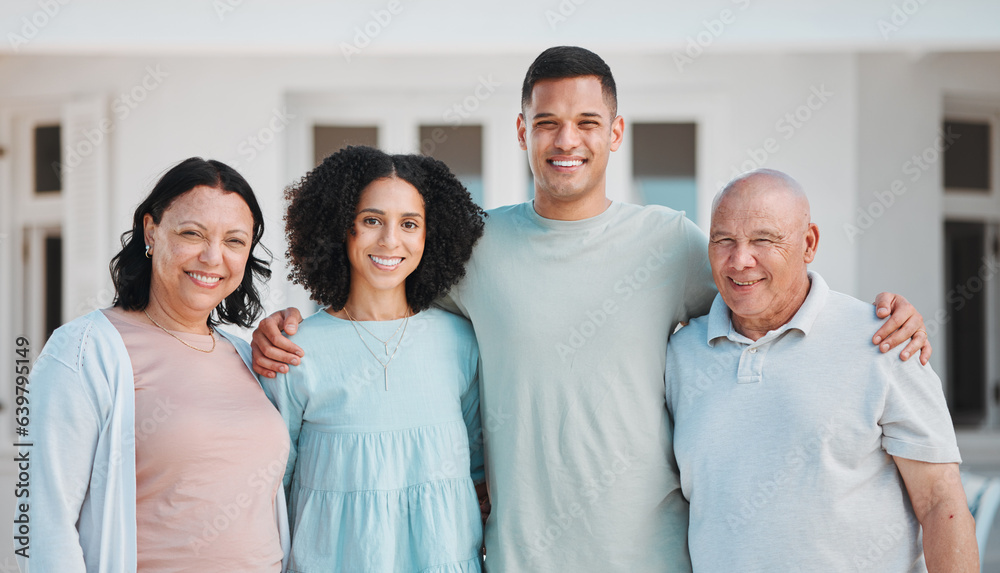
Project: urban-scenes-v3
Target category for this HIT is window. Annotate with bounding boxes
[941,98,1000,429]
[526,159,534,200]
[419,125,484,206]
[943,221,990,426]
[631,122,697,219]
[44,234,62,340]
[944,120,990,192]
[33,124,61,194]
[313,125,378,167]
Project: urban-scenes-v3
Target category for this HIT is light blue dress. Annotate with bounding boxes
[262,307,484,573]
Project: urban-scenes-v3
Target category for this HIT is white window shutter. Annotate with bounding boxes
[61,97,112,321]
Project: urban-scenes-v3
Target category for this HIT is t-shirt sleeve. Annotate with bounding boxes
[662,342,687,497]
[433,289,467,318]
[879,357,961,464]
[664,344,679,413]
[680,218,717,321]
[433,247,477,319]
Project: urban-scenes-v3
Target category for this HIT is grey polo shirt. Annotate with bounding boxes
[665,271,960,572]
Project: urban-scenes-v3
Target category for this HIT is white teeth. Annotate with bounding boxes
[551,160,583,167]
[188,272,221,283]
[371,255,402,266]
[733,279,759,286]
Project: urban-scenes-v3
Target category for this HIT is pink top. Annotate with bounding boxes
[104,308,289,572]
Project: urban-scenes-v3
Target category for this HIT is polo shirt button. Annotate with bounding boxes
[749,348,757,353]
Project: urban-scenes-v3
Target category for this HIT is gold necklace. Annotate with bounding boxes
[343,308,410,391]
[343,306,408,354]
[143,309,216,353]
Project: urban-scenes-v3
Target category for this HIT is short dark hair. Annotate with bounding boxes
[521,46,618,117]
[110,157,271,328]
[284,145,485,311]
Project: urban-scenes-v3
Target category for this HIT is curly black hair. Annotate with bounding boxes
[110,157,272,328]
[284,145,485,312]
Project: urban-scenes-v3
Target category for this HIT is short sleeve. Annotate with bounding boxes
[879,357,961,464]
[434,289,466,318]
[680,218,717,321]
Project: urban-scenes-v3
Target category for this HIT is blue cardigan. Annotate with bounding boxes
[17,309,289,572]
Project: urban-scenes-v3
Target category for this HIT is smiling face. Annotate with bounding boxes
[144,185,254,326]
[517,75,624,220]
[708,173,819,339]
[346,176,426,305]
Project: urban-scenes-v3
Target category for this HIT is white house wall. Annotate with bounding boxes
[0,51,866,317]
[4,0,1000,56]
[3,43,1000,568]
[856,51,1000,373]
[0,50,991,421]
[857,53,947,371]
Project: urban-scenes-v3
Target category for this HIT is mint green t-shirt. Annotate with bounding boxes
[440,201,716,572]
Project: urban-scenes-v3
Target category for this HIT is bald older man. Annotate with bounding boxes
[664,169,977,572]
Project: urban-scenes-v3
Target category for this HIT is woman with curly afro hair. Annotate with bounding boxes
[261,145,487,572]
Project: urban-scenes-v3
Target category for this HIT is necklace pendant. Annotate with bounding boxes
[344,310,410,393]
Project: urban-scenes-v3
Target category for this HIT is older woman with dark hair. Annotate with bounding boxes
[22,158,289,573]
[262,145,486,571]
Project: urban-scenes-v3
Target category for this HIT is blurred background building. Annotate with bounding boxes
[1,0,999,568]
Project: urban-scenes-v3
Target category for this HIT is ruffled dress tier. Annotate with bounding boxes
[263,308,484,573]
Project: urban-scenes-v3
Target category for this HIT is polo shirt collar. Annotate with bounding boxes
[707,270,829,346]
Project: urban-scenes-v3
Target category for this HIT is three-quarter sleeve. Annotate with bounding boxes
[23,349,105,573]
[461,357,485,483]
